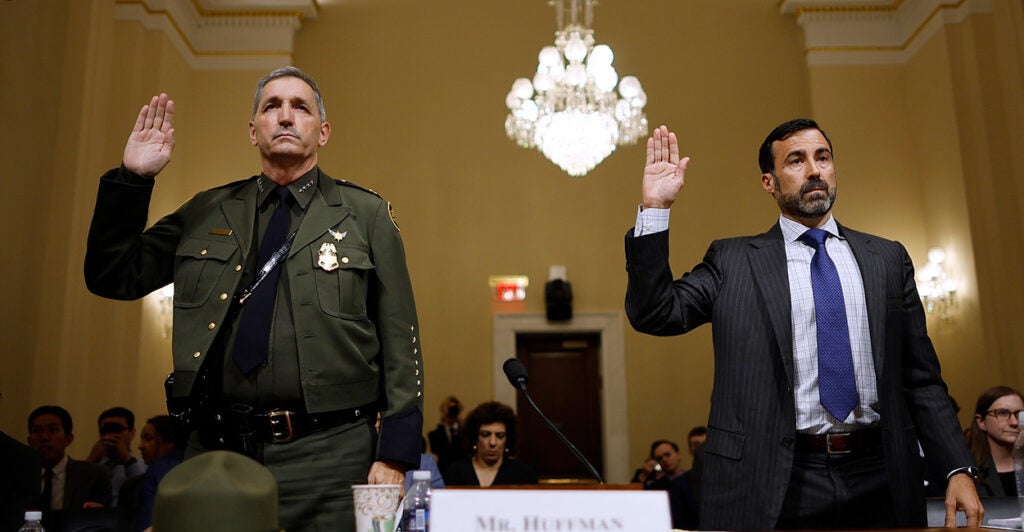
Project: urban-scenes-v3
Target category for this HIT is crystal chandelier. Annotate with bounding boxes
[504,0,648,177]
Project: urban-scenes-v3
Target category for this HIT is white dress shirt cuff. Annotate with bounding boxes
[634,206,670,236]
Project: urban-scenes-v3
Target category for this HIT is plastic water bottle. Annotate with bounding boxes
[1014,411,1024,522]
[402,470,432,532]
[17,511,45,532]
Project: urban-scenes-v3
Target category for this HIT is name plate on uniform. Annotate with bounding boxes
[430,489,671,531]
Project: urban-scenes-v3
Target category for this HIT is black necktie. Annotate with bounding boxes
[798,228,858,421]
[41,467,53,510]
[233,186,292,374]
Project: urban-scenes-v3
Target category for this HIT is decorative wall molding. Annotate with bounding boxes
[779,0,992,65]
[114,0,319,70]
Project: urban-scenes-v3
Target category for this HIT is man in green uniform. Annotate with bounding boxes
[84,67,424,531]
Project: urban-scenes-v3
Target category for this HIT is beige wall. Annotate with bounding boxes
[1,0,1021,481]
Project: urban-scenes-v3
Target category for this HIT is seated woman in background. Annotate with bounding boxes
[444,401,539,487]
[968,385,1023,496]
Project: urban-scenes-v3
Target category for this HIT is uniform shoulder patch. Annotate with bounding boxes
[333,178,381,198]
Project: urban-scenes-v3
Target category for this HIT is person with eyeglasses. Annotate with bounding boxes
[969,385,1024,496]
[84,406,146,506]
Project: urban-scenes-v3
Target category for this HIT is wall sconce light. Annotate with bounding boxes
[157,283,174,339]
[916,248,957,318]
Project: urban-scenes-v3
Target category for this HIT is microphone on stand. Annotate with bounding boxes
[502,357,604,484]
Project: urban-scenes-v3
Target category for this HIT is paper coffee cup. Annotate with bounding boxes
[352,484,401,532]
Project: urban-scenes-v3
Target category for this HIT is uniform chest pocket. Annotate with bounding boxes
[311,243,374,320]
[174,238,237,308]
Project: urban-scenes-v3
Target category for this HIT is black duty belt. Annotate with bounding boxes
[254,407,366,443]
[198,404,369,450]
[795,427,882,454]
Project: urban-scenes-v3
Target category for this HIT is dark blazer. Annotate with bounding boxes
[444,457,539,487]
[64,459,112,510]
[85,166,423,466]
[427,423,461,476]
[625,223,971,529]
[975,455,1010,497]
[0,431,40,532]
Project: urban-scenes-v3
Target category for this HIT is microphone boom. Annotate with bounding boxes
[502,357,604,484]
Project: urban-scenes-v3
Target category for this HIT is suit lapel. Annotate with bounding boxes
[290,171,352,259]
[63,459,78,511]
[748,224,795,386]
[221,180,258,259]
[840,224,887,376]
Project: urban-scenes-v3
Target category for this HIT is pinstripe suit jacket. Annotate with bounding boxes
[625,223,971,529]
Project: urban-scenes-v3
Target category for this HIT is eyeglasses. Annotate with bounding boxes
[985,409,1023,422]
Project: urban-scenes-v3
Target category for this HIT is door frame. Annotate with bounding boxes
[493,312,628,484]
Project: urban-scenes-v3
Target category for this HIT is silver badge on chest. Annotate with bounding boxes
[317,242,340,272]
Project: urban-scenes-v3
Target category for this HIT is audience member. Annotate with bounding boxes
[85,406,147,506]
[630,457,660,484]
[151,450,277,532]
[428,395,463,479]
[686,426,707,458]
[122,415,186,531]
[668,468,700,530]
[405,437,445,493]
[645,440,684,490]
[27,405,111,512]
[968,385,1023,497]
[445,402,538,487]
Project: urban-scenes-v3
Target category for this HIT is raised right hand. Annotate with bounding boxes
[641,125,689,209]
[123,94,175,177]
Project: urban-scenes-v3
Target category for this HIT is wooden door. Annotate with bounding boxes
[514,332,603,480]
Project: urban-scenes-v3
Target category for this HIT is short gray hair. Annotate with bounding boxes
[252,66,326,122]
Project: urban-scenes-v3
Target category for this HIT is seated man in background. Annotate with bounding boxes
[27,405,111,513]
[645,440,684,490]
[85,407,147,506]
[686,426,707,461]
[428,396,463,481]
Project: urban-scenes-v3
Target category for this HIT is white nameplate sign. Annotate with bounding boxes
[430,489,672,531]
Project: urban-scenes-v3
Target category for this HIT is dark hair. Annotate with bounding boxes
[98,407,135,429]
[28,405,73,434]
[252,66,326,122]
[147,415,176,442]
[968,385,1023,469]
[687,426,707,439]
[649,439,679,458]
[758,118,834,174]
[461,401,519,455]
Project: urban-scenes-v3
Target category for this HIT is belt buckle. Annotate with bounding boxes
[826,432,852,454]
[267,409,295,443]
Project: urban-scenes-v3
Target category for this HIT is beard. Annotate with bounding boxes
[773,176,837,218]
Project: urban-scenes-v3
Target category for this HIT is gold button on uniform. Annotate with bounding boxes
[200,249,208,256]
[208,322,216,330]
[193,352,201,358]
[341,257,350,264]
[235,265,242,271]
[220,293,228,300]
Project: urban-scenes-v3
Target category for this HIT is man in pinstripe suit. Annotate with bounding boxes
[625,120,983,529]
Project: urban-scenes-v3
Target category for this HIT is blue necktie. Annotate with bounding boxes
[233,186,292,374]
[799,228,858,421]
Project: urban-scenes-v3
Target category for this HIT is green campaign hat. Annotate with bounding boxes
[153,450,279,532]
